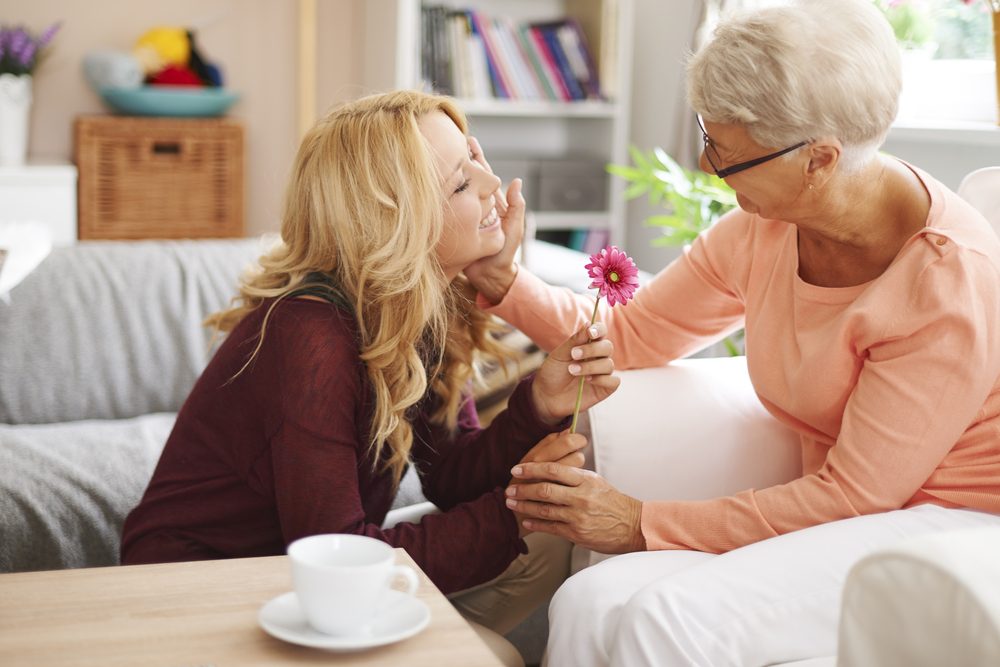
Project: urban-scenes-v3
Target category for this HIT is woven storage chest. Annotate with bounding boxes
[75,116,244,239]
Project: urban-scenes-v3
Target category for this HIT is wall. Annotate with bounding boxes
[3,0,363,237]
[624,0,702,274]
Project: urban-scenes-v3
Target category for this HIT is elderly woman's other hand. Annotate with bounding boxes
[505,462,646,554]
[464,135,524,305]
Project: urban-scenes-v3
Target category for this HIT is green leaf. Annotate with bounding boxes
[607,145,738,249]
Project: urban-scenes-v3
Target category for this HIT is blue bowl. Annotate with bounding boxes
[98,86,239,117]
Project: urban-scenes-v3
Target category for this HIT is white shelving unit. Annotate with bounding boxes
[0,159,78,246]
[362,0,634,250]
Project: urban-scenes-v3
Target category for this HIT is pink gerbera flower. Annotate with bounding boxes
[569,245,637,434]
[585,246,639,307]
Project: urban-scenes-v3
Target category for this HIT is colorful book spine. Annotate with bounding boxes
[559,20,603,100]
[517,27,559,101]
[469,11,512,99]
[535,23,585,100]
[527,26,572,101]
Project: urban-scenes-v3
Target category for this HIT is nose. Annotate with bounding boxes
[479,169,501,197]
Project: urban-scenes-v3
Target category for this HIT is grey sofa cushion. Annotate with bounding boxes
[0,239,262,424]
[0,408,425,574]
[0,414,174,573]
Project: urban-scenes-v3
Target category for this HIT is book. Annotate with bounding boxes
[533,23,586,100]
[558,20,603,100]
[526,26,572,101]
[468,11,512,98]
[517,27,559,101]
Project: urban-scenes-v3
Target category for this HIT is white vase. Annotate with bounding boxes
[0,74,33,167]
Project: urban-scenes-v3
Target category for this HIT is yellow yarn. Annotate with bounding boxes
[133,27,189,74]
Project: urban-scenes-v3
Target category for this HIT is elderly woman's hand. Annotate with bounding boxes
[505,462,646,554]
[464,135,524,305]
[530,321,619,426]
[507,431,588,538]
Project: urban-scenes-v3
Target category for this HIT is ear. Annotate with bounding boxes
[805,137,841,188]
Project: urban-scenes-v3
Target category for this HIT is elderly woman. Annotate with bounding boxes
[464,0,1000,665]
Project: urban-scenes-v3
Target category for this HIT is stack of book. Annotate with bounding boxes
[421,5,607,102]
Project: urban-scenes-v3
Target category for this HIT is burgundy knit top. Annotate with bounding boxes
[121,297,558,593]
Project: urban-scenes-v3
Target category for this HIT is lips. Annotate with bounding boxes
[479,207,499,229]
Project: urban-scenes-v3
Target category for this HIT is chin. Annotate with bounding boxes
[735,193,758,215]
[482,228,505,252]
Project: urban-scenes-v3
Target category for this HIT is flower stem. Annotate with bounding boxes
[569,296,602,434]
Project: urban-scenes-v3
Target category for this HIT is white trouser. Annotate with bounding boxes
[545,504,1000,667]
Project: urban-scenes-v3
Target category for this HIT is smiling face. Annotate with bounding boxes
[698,120,812,220]
[418,110,504,282]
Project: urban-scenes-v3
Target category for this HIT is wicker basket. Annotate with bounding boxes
[75,116,244,239]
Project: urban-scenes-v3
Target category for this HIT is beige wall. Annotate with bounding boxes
[3,0,364,236]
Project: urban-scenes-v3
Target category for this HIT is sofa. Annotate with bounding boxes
[582,356,1000,666]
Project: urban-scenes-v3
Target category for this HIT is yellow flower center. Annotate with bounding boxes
[609,271,620,283]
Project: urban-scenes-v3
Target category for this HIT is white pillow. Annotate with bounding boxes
[0,221,52,298]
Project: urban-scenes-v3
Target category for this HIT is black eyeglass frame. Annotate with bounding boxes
[697,116,810,179]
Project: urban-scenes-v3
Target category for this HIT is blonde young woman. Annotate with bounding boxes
[121,91,619,662]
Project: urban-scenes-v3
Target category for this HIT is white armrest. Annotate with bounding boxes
[571,357,801,572]
[588,356,801,501]
[838,527,1000,666]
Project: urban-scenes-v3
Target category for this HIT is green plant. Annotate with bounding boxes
[607,146,736,246]
[606,146,745,355]
[877,1,936,49]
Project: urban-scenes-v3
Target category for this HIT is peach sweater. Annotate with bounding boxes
[487,167,1000,552]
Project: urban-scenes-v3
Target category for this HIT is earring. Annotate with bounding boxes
[807,183,815,191]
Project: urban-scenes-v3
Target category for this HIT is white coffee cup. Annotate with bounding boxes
[287,534,419,636]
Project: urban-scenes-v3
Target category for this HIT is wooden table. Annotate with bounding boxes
[0,550,503,666]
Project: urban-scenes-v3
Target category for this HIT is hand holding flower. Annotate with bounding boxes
[531,321,619,426]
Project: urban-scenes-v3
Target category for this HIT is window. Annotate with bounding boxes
[877,0,997,123]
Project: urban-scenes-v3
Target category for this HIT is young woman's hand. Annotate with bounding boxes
[463,136,524,305]
[509,430,588,537]
[531,322,619,426]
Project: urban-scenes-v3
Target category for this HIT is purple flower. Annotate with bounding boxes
[38,22,60,49]
[0,22,60,76]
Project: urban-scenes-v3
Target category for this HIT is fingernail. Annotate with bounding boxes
[571,347,583,360]
[589,326,599,338]
[511,466,523,476]
[568,364,582,375]
[505,486,517,497]
[506,498,517,508]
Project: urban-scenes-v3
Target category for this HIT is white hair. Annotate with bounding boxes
[687,0,901,173]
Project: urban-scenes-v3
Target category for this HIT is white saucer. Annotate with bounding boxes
[258,590,431,651]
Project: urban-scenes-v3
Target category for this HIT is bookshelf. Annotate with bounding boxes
[362,0,634,255]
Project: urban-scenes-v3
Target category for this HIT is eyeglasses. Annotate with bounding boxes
[697,116,809,179]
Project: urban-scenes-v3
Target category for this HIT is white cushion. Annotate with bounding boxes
[838,527,1000,666]
[589,356,801,502]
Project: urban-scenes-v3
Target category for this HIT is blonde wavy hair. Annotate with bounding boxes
[206,90,508,485]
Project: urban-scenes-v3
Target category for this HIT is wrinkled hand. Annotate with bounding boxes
[464,136,524,305]
[531,321,619,426]
[506,462,646,554]
[508,430,588,537]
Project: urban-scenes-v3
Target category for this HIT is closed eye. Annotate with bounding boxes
[453,179,471,195]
